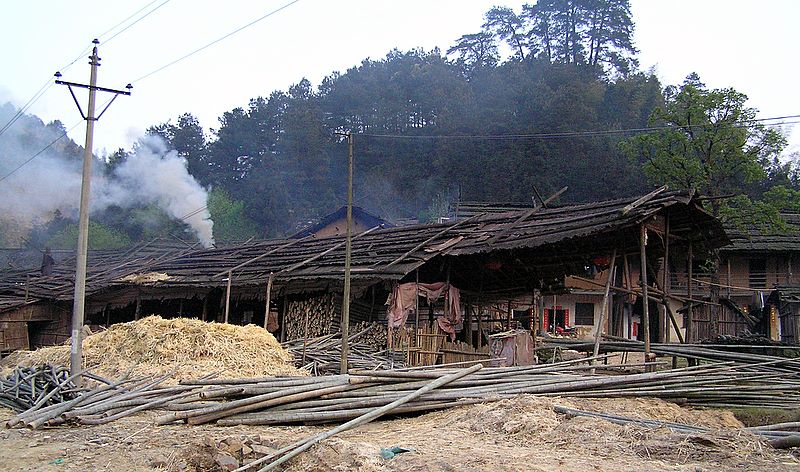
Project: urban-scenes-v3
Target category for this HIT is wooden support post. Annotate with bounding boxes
[104,304,110,327]
[224,270,232,324]
[280,293,288,343]
[201,295,208,322]
[263,273,273,330]
[686,242,694,344]
[506,300,512,330]
[414,270,420,340]
[640,224,652,370]
[661,215,670,343]
[134,296,141,321]
[476,303,483,348]
[368,284,375,323]
[464,300,472,345]
[591,250,617,373]
[340,132,354,375]
[302,308,310,365]
[727,258,732,298]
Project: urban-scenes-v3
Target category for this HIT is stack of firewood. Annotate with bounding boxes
[350,321,387,350]
[284,294,337,340]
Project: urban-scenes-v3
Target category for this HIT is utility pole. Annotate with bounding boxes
[339,131,354,374]
[56,39,131,383]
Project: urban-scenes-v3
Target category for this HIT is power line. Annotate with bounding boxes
[101,0,173,45]
[0,0,172,140]
[0,79,54,137]
[0,121,82,184]
[132,0,303,84]
[359,115,800,141]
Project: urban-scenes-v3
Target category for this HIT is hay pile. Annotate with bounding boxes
[6,316,305,381]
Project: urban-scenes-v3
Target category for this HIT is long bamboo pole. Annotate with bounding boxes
[255,363,483,471]
[263,273,273,330]
[591,250,617,373]
[640,224,652,370]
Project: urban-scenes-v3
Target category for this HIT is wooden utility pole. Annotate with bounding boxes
[57,40,130,383]
[640,224,652,370]
[340,132,354,374]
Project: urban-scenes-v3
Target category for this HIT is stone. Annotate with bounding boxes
[214,452,240,471]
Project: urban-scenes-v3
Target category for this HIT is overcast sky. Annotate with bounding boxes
[2,0,799,156]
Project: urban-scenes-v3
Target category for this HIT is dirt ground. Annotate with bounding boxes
[1,395,798,472]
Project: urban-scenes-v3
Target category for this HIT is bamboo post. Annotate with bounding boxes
[663,214,670,343]
[280,293,288,343]
[224,270,232,324]
[414,270,420,348]
[263,273,273,330]
[255,364,483,471]
[476,303,483,348]
[640,224,652,370]
[727,258,732,298]
[340,132,354,375]
[302,308,310,365]
[687,242,694,344]
[591,250,617,373]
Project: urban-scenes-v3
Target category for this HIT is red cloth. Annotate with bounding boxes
[386,282,462,340]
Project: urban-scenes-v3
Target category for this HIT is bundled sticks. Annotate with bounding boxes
[0,365,85,413]
[282,324,403,374]
[6,351,800,434]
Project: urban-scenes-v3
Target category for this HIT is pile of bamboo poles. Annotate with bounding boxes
[282,324,404,375]
[544,336,800,367]
[0,365,87,412]
[6,354,800,432]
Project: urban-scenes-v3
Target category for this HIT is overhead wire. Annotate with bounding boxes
[132,0,303,84]
[358,115,800,141]
[0,95,116,185]
[1,0,304,185]
[0,0,171,139]
[97,0,171,45]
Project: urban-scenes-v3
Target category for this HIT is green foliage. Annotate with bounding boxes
[207,188,261,242]
[46,221,132,250]
[625,73,787,222]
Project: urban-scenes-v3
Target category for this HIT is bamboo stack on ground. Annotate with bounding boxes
[282,324,403,375]
[6,354,800,433]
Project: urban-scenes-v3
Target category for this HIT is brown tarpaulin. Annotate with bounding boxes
[386,282,462,340]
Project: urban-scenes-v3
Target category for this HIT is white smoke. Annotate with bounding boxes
[0,105,214,247]
[98,135,215,247]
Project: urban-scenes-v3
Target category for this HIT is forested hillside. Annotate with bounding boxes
[3,1,797,249]
[145,0,660,237]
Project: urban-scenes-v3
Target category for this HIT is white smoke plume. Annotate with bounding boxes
[0,104,214,247]
[98,135,215,247]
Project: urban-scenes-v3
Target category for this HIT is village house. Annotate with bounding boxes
[0,190,729,362]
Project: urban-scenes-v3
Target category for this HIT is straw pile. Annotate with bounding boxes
[6,316,305,381]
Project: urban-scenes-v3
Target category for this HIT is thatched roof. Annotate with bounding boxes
[0,189,726,312]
